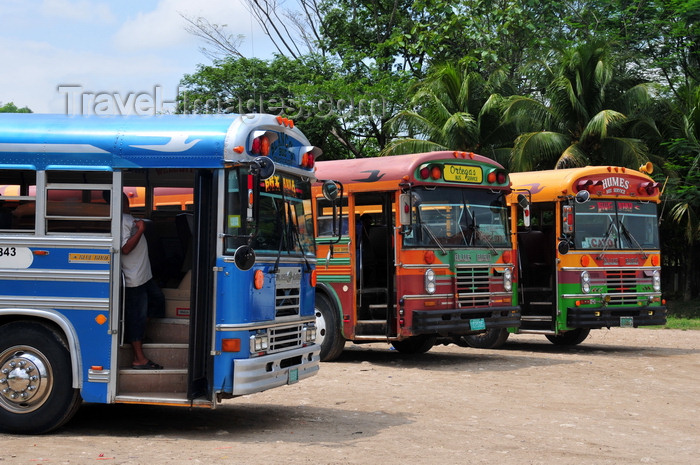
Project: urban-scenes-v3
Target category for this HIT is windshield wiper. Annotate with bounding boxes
[420,222,447,255]
[288,199,312,272]
[473,225,498,255]
[271,191,289,273]
[597,217,617,260]
[619,221,648,259]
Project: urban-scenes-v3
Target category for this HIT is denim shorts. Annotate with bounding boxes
[124,279,165,343]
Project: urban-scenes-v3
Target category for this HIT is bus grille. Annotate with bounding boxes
[606,270,638,305]
[456,266,491,307]
[275,267,302,317]
[276,287,300,317]
[268,324,304,353]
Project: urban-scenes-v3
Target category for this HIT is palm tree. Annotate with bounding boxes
[504,41,660,171]
[663,84,700,300]
[382,61,517,165]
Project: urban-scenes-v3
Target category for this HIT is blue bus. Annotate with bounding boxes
[0,113,324,434]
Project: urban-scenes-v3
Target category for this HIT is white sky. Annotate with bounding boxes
[0,0,277,114]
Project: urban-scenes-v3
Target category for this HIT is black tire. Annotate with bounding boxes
[391,335,437,354]
[462,328,510,349]
[545,328,591,346]
[0,322,82,434]
[314,294,345,361]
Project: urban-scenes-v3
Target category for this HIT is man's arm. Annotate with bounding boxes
[122,219,145,255]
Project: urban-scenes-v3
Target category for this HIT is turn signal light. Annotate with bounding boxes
[251,135,271,156]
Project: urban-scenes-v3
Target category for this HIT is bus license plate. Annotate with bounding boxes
[470,318,486,331]
[620,317,634,328]
[288,368,299,384]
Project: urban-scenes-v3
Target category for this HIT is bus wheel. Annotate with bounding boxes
[0,322,82,434]
[545,328,591,346]
[391,335,437,354]
[462,328,510,349]
[314,294,345,362]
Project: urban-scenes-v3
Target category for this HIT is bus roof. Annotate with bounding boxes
[0,113,315,171]
[315,151,506,188]
[510,166,660,202]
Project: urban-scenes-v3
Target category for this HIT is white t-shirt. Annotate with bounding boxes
[121,213,153,288]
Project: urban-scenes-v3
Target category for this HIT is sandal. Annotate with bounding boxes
[131,360,163,370]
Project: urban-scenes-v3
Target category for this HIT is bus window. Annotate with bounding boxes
[0,170,36,232]
[316,196,348,237]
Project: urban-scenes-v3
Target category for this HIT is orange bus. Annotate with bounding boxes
[468,164,667,348]
[312,151,521,360]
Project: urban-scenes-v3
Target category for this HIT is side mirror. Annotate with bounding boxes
[562,204,574,234]
[557,240,570,255]
[321,180,340,201]
[233,245,256,271]
[575,190,590,204]
[250,157,275,180]
[517,193,531,228]
[399,193,411,227]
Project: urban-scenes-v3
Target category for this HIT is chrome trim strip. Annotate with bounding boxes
[402,294,453,300]
[0,269,110,282]
[562,292,662,299]
[216,317,316,332]
[0,236,113,248]
[401,263,450,269]
[562,266,661,272]
[0,296,110,311]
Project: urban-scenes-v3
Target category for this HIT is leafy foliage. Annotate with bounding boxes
[0,102,32,113]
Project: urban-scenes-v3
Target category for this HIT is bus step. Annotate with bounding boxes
[521,315,553,322]
[119,343,189,369]
[355,321,387,336]
[146,318,189,344]
[117,368,188,393]
[517,329,556,335]
[115,392,213,407]
[528,301,553,307]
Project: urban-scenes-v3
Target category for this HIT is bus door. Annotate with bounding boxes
[517,201,557,330]
[187,169,216,399]
[115,168,202,405]
[353,192,395,337]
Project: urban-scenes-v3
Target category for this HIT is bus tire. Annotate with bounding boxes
[0,322,82,434]
[545,328,591,346]
[391,335,437,354]
[462,328,510,349]
[314,294,345,362]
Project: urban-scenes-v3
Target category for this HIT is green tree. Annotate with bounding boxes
[382,61,518,164]
[177,54,396,159]
[661,84,700,300]
[0,102,32,113]
[504,41,658,171]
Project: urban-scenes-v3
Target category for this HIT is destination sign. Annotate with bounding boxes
[443,164,483,183]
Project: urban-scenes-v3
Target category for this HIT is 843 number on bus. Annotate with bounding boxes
[0,247,17,257]
[0,247,34,268]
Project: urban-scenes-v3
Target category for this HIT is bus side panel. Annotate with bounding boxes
[0,242,113,403]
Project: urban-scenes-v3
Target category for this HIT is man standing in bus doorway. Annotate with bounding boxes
[121,193,165,369]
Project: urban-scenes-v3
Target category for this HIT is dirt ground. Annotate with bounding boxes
[1,328,698,465]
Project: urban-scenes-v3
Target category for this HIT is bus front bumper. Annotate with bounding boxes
[566,305,667,329]
[231,344,320,396]
[412,306,521,336]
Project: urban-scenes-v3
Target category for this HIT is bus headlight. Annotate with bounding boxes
[581,271,591,294]
[652,270,661,292]
[250,331,269,354]
[503,268,513,292]
[303,323,317,343]
[425,268,436,295]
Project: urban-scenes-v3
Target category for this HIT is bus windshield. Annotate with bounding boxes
[403,187,510,248]
[224,169,315,256]
[574,200,659,250]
